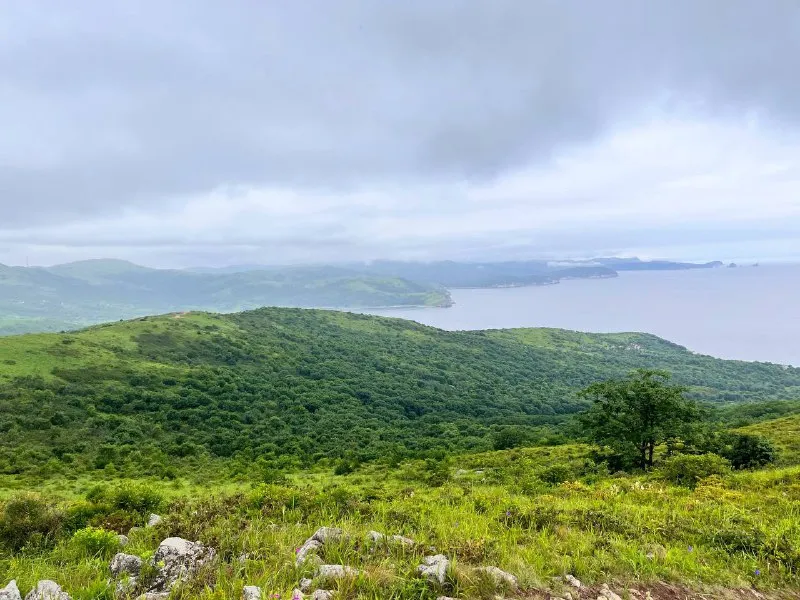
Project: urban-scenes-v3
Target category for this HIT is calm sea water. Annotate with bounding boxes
[362,265,800,366]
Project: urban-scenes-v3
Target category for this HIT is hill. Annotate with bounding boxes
[1,307,798,477]
[0,262,450,335]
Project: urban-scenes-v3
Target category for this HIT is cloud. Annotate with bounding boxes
[0,1,799,264]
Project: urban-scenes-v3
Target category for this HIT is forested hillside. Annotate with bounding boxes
[1,308,798,478]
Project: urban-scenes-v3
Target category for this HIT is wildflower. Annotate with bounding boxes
[755,569,761,576]
[505,510,511,517]
[688,545,693,552]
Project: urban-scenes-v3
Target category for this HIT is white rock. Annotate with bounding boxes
[310,527,344,544]
[146,514,163,527]
[299,579,313,593]
[148,537,215,593]
[0,581,21,600]
[310,592,333,600]
[23,581,70,600]
[118,534,129,547]
[565,574,582,588]
[110,553,143,578]
[417,555,450,585]
[315,564,361,580]
[475,566,518,589]
[136,594,171,600]
[295,539,323,566]
[242,585,262,600]
[598,584,623,600]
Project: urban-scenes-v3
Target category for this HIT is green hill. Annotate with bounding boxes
[1,307,798,477]
[0,262,450,334]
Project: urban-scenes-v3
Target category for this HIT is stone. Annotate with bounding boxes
[299,579,313,593]
[315,565,361,580]
[0,581,21,600]
[111,553,144,578]
[295,539,323,566]
[310,527,344,544]
[242,586,262,600]
[367,531,414,548]
[148,537,215,593]
[146,514,162,527]
[417,555,450,585]
[310,592,333,600]
[136,594,170,600]
[598,584,623,600]
[23,581,70,600]
[475,566,518,589]
[118,535,130,547]
[565,574,582,588]
[115,577,138,598]
[436,597,458,600]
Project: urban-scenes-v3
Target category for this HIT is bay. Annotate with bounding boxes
[362,264,800,366]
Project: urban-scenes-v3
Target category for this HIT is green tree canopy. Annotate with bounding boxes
[580,369,701,470]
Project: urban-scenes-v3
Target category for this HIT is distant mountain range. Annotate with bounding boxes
[0,257,723,334]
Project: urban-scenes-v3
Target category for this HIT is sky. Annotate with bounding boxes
[1,1,799,268]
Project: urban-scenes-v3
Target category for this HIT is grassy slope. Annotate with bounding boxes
[1,308,800,479]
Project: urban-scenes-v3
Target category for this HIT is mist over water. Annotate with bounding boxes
[363,265,800,366]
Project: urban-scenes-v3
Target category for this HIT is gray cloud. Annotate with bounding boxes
[1,1,799,262]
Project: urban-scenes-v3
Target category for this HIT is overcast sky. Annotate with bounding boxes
[1,1,799,267]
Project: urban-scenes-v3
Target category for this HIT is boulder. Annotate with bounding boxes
[565,574,582,589]
[315,565,360,580]
[23,581,70,600]
[242,586,262,600]
[0,581,21,600]
[147,537,215,593]
[417,555,450,585]
[310,527,344,544]
[475,566,518,589]
[146,514,163,528]
[295,539,323,566]
[110,553,143,578]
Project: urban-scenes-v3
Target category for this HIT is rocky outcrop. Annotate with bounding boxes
[110,553,143,578]
[147,537,215,593]
[22,581,70,600]
[475,566,518,589]
[417,555,450,585]
[0,581,20,600]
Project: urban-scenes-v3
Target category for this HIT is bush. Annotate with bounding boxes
[659,453,731,488]
[536,463,574,486]
[69,526,120,558]
[723,433,777,470]
[0,493,64,552]
[97,483,165,515]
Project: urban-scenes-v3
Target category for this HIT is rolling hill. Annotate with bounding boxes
[1,307,798,477]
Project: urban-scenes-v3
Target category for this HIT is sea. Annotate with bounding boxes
[361,264,800,366]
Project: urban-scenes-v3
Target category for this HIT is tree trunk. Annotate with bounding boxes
[647,441,655,468]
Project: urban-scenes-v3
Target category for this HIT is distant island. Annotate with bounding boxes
[0,256,724,334]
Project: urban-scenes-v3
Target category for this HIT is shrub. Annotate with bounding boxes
[69,526,120,558]
[0,493,64,552]
[106,483,164,515]
[659,453,731,488]
[537,463,574,486]
[723,433,777,470]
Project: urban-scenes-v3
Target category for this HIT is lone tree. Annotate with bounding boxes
[580,369,701,470]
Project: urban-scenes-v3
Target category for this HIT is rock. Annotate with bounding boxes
[115,577,138,598]
[148,537,215,593]
[367,530,384,543]
[23,581,70,600]
[135,594,170,600]
[367,531,414,548]
[295,539,323,566]
[437,597,458,600]
[111,553,144,578]
[475,566,518,589]
[315,565,361,580]
[242,586,262,600]
[310,592,333,600]
[417,555,450,585]
[565,574,582,589]
[310,527,344,544]
[598,584,623,600]
[390,534,415,547]
[0,581,21,600]
[299,579,313,593]
[146,514,162,527]
[118,535,129,547]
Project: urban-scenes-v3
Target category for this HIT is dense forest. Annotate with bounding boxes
[1,307,798,478]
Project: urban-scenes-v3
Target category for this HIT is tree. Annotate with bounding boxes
[723,433,776,469]
[579,369,701,470]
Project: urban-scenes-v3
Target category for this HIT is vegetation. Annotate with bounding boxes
[0,260,451,334]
